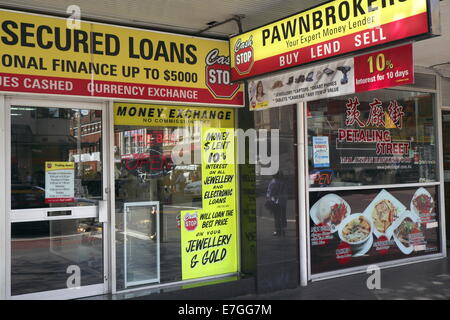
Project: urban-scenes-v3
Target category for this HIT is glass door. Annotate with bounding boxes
[6,98,109,299]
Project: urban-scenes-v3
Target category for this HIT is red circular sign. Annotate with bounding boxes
[336,242,352,265]
[184,212,198,231]
[374,235,390,255]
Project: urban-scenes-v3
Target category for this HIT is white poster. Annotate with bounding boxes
[313,136,330,168]
[248,58,355,111]
[45,162,75,203]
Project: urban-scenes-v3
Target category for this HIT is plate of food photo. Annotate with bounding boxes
[410,187,434,220]
[363,189,406,238]
[310,194,351,233]
[386,211,422,255]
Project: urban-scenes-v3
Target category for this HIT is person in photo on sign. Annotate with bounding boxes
[256,81,266,103]
[266,171,287,236]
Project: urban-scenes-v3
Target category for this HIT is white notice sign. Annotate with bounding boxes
[45,162,75,203]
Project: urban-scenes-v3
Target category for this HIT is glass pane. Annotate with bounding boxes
[253,105,300,290]
[307,90,436,187]
[124,203,159,287]
[114,104,238,291]
[11,107,103,209]
[11,219,103,295]
[114,126,198,289]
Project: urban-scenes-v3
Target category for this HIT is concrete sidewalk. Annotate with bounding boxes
[233,257,450,300]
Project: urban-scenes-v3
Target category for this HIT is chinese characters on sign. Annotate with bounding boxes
[338,97,409,158]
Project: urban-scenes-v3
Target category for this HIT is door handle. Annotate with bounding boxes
[98,200,108,223]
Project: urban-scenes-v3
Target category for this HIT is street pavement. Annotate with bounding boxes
[233,256,450,300]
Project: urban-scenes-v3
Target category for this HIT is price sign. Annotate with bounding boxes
[354,44,414,92]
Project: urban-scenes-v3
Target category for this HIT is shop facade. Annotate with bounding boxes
[230,0,446,286]
[0,0,449,300]
[0,8,247,299]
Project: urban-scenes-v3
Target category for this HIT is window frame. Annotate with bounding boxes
[304,80,447,281]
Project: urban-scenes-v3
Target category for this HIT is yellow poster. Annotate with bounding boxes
[181,127,238,280]
[113,103,235,128]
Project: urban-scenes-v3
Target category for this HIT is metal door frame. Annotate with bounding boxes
[300,83,447,283]
[4,96,111,300]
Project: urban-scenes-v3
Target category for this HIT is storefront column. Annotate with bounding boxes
[297,102,309,287]
[0,94,6,299]
[108,100,117,294]
[437,75,448,258]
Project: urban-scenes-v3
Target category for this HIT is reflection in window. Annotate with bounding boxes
[114,126,201,288]
[11,107,103,209]
[307,90,436,188]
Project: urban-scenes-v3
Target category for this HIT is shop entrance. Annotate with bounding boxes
[252,104,300,292]
[6,98,109,299]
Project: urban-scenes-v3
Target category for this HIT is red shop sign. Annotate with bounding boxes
[354,43,414,93]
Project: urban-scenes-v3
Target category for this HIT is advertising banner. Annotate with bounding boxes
[45,161,75,203]
[249,44,413,111]
[181,127,238,280]
[354,44,414,92]
[230,0,429,81]
[249,57,355,110]
[0,9,243,106]
[309,187,440,274]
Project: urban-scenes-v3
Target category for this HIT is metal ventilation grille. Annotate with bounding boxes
[442,78,450,107]
[411,73,437,90]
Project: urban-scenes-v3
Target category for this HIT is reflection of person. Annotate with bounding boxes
[163,185,172,204]
[150,206,157,241]
[266,171,287,236]
[256,81,266,103]
[175,172,186,192]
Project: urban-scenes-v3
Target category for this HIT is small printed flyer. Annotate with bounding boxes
[45,161,75,203]
[313,136,330,168]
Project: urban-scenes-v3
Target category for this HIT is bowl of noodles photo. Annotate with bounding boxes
[338,213,373,246]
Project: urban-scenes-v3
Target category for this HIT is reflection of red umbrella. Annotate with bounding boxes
[121,149,174,174]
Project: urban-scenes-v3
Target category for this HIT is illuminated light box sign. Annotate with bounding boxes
[0,9,243,106]
[249,43,413,111]
[230,0,431,81]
